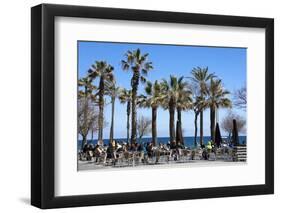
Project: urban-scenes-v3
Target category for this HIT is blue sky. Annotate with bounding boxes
[78,41,246,139]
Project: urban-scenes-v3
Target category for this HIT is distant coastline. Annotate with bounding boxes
[77,136,247,150]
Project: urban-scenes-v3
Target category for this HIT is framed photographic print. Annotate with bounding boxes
[31,3,274,209]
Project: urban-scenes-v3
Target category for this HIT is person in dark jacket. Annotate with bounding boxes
[137,143,146,163]
[104,140,117,164]
[146,142,153,158]
[169,140,178,160]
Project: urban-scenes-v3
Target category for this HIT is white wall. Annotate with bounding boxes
[0,0,279,212]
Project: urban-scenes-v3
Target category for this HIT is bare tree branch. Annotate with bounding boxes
[78,97,99,140]
[233,86,247,110]
[137,116,152,142]
[221,111,246,137]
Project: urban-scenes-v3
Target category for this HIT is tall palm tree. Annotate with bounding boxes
[192,96,207,146]
[121,49,153,144]
[190,67,215,146]
[118,88,132,144]
[88,61,114,142]
[162,76,191,144]
[138,80,165,145]
[207,79,232,142]
[176,80,192,144]
[106,79,120,143]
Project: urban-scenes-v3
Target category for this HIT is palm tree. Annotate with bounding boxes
[106,79,120,143]
[192,96,207,146]
[121,49,153,144]
[118,88,132,144]
[162,76,191,144]
[207,79,232,142]
[190,67,215,146]
[88,61,114,142]
[139,80,165,145]
[175,79,192,144]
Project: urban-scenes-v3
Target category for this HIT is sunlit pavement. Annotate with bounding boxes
[78,159,246,171]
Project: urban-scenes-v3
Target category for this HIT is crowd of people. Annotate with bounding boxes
[78,139,233,166]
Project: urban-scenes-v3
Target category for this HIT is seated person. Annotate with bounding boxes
[202,141,214,160]
[82,143,89,153]
[169,140,179,160]
[170,140,177,149]
[146,142,153,158]
[166,141,171,150]
[137,143,145,152]
[177,142,185,149]
[116,142,123,152]
[105,140,117,163]
[206,141,213,152]
[129,143,138,152]
[137,143,145,163]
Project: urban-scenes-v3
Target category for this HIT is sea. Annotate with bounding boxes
[77,136,247,150]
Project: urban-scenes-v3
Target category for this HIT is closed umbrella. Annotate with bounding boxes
[215,122,222,147]
[232,119,239,146]
[176,120,184,145]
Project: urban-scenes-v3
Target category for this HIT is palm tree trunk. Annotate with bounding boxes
[81,134,87,150]
[199,111,203,146]
[194,111,199,146]
[177,107,184,144]
[216,107,219,125]
[131,73,139,144]
[91,129,94,144]
[81,85,89,150]
[152,107,157,146]
[126,101,130,144]
[98,78,104,141]
[210,107,216,142]
[83,85,89,143]
[169,105,176,143]
[109,96,115,143]
[177,108,182,123]
[131,92,137,145]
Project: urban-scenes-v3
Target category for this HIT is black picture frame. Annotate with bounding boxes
[31,3,274,209]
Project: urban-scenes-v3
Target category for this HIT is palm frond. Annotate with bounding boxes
[140,76,147,84]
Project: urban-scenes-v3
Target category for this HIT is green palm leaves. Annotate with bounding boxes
[78,49,233,148]
[78,76,96,100]
[87,61,115,142]
[190,67,216,145]
[138,80,166,145]
[190,67,216,93]
[207,78,232,141]
[161,75,192,144]
[190,67,232,144]
[121,49,153,144]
